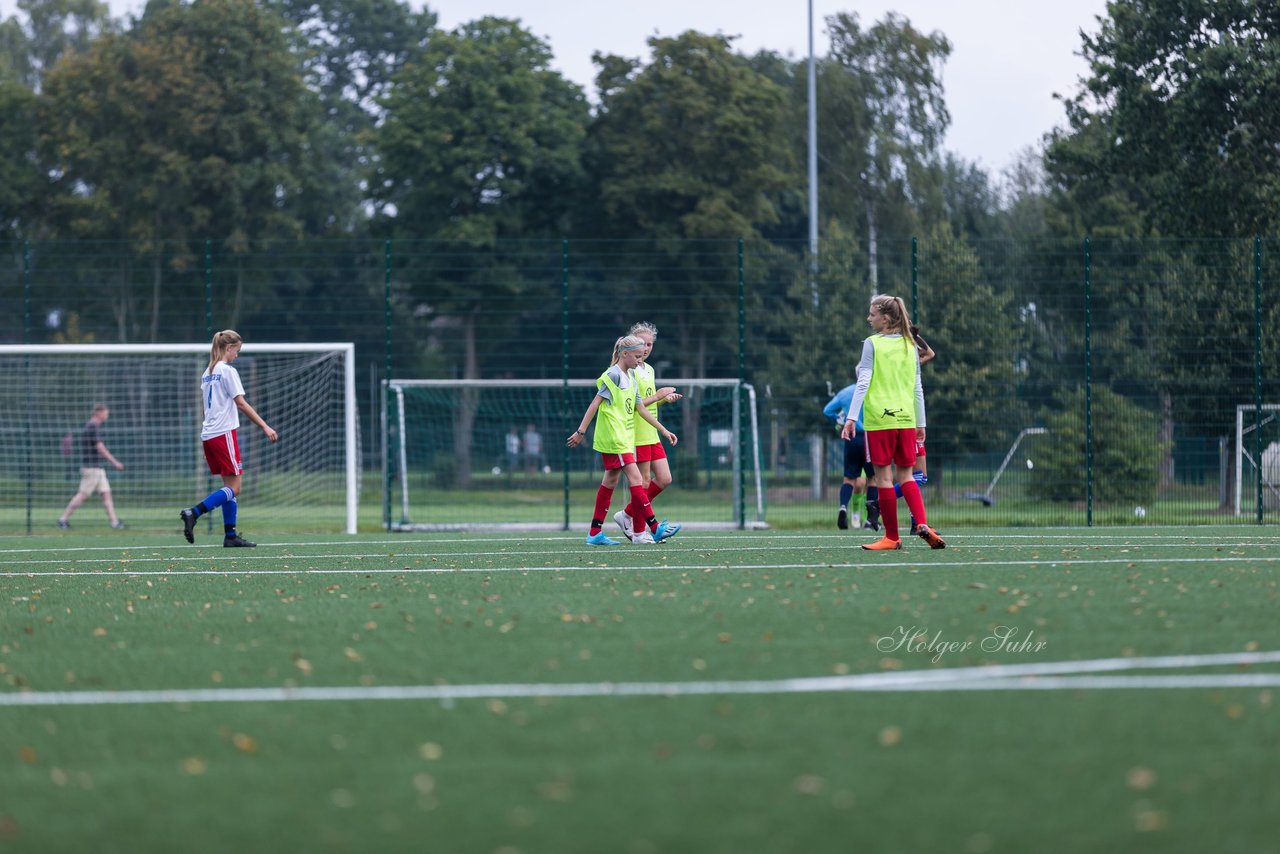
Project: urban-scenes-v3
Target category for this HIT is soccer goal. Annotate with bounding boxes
[383,378,764,531]
[0,343,359,534]
[1235,404,1280,517]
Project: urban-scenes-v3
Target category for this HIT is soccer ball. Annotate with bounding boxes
[1134,506,1146,518]
[491,466,501,475]
[1025,458,1035,470]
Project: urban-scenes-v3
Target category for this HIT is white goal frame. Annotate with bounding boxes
[0,342,359,533]
[384,377,765,531]
[1235,403,1280,517]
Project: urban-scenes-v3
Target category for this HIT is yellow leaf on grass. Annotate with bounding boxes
[878,726,902,747]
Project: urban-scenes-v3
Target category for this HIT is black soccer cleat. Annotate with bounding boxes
[180,509,197,544]
[223,535,257,548]
[837,507,849,530]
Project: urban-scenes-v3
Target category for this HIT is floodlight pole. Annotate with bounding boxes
[807,0,819,307]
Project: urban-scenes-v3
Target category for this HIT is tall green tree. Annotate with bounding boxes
[587,30,795,468]
[1047,0,1280,237]
[0,74,41,239]
[589,31,793,241]
[374,16,588,484]
[38,0,319,339]
[267,0,435,233]
[824,12,951,292]
[0,0,110,90]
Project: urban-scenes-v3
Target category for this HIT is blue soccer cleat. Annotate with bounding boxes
[654,520,682,542]
[586,531,621,546]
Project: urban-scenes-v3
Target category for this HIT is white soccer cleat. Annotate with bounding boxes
[613,510,635,542]
[851,512,861,529]
[632,529,656,544]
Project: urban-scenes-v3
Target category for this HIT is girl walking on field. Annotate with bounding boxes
[614,321,682,541]
[567,335,682,546]
[180,330,279,547]
[841,295,946,551]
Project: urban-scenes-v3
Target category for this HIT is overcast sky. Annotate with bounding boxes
[3,0,1110,175]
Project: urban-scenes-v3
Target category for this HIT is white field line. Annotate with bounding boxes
[1,531,1279,557]
[5,553,1280,577]
[2,651,1278,707]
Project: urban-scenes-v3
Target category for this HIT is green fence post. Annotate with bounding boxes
[737,237,746,529]
[562,239,571,532]
[383,239,393,531]
[1084,237,1093,527]
[1254,237,1264,524]
[204,239,213,336]
[23,241,32,535]
[911,236,918,321]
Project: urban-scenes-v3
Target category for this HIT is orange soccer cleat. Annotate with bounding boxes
[861,536,902,551]
[916,524,947,549]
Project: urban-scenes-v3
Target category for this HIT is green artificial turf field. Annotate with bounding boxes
[2,527,1278,853]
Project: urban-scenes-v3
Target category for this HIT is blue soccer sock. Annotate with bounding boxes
[222,496,238,537]
[838,483,853,508]
[194,486,234,518]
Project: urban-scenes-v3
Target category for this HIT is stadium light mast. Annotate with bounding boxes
[807,0,819,307]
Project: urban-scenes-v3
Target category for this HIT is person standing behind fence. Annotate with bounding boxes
[615,321,681,541]
[567,335,682,546]
[522,423,544,474]
[57,403,125,529]
[841,295,946,551]
[180,330,279,548]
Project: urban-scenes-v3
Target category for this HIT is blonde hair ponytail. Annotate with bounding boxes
[208,329,243,373]
[611,335,646,366]
[870,294,916,349]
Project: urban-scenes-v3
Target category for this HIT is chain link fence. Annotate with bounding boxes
[2,237,1275,529]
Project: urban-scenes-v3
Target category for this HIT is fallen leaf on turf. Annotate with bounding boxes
[1126,767,1157,790]
[232,733,258,754]
[878,726,902,747]
[793,774,825,795]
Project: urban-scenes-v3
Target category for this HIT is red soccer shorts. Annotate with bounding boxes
[600,451,637,470]
[203,430,243,476]
[634,442,667,463]
[866,428,918,469]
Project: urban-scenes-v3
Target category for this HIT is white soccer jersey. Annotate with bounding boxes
[200,361,245,440]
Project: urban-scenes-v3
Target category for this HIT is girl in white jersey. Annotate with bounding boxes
[179,330,279,547]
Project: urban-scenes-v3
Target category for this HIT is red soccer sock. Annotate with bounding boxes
[879,489,900,540]
[589,486,614,535]
[627,482,665,527]
[629,485,657,532]
[900,479,927,526]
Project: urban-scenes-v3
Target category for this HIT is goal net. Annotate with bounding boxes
[0,344,359,534]
[384,378,764,531]
[1235,404,1280,517]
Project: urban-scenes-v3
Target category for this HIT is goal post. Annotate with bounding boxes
[383,378,764,531]
[1235,403,1280,518]
[0,343,359,534]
